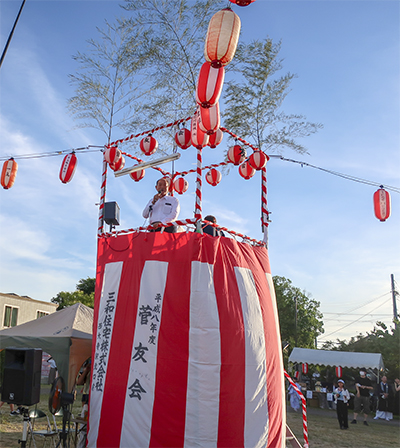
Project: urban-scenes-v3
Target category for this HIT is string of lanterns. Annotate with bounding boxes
[0,0,394,223]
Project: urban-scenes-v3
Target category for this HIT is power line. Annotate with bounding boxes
[322,297,392,339]
[0,146,104,162]
[271,155,400,193]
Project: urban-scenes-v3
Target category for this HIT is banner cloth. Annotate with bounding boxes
[89,232,285,447]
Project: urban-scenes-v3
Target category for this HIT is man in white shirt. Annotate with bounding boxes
[143,177,180,233]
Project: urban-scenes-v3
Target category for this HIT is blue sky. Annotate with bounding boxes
[0,0,399,344]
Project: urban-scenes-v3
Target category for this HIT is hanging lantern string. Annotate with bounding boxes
[219,127,259,152]
[0,145,104,162]
[276,156,400,193]
[108,116,192,148]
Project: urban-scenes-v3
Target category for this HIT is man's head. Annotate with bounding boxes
[155,177,170,194]
[359,369,367,377]
[382,376,387,383]
[204,215,217,224]
[338,379,345,386]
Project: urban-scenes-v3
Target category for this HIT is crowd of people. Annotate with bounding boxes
[288,368,400,431]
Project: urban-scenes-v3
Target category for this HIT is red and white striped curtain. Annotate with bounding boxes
[89,232,286,447]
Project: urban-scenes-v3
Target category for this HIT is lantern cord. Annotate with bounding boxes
[275,156,400,194]
[0,146,104,161]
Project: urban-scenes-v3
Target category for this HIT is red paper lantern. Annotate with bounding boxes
[205,8,241,68]
[229,0,256,6]
[104,146,121,165]
[208,128,224,149]
[1,158,18,190]
[191,107,209,149]
[175,128,191,150]
[238,161,256,180]
[335,366,342,378]
[302,363,308,374]
[206,168,222,186]
[227,144,246,165]
[59,152,78,184]
[173,177,189,194]
[196,62,225,108]
[373,186,391,222]
[140,134,158,156]
[199,103,220,135]
[129,168,145,182]
[248,151,269,170]
[110,156,125,172]
[294,371,300,380]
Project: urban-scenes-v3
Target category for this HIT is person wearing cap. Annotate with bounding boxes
[143,178,180,233]
[334,379,350,429]
[351,368,373,426]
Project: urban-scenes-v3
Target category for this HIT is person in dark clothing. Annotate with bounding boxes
[351,368,374,426]
[202,215,225,237]
[374,376,394,421]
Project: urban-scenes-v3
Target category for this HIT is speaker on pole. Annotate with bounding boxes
[1,347,42,406]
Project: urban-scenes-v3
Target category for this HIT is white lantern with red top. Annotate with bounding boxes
[206,168,222,186]
[208,128,224,148]
[59,152,78,184]
[129,168,145,182]
[196,62,225,108]
[1,158,18,190]
[229,0,256,6]
[238,161,255,180]
[173,177,189,194]
[140,134,158,156]
[199,103,220,135]
[335,366,342,378]
[248,151,269,170]
[302,363,309,374]
[175,128,191,150]
[227,144,246,165]
[191,107,209,149]
[373,186,391,222]
[110,156,125,172]
[204,8,241,68]
[104,146,121,165]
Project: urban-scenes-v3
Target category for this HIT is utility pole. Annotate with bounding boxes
[391,274,398,329]
[294,296,298,347]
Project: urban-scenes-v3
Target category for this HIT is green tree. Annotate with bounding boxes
[273,276,324,360]
[51,277,95,310]
[322,322,400,380]
[68,18,151,144]
[223,39,322,154]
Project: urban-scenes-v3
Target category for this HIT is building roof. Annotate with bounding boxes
[0,292,58,308]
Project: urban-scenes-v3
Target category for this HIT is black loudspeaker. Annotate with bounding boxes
[1,347,42,406]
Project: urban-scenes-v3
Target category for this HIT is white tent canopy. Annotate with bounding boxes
[289,348,385,371]
[0,303,93,391]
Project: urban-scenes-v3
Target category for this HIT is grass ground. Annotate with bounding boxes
[1,393,399,447]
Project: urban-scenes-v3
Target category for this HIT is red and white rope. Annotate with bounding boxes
[284,370,309,448]
[109,116,192,148]
[220,126,259,152]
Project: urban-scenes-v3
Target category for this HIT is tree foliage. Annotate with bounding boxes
[51,277,95,310]
[322,322,400,380]
[69,0,321,155]
[273,275,324,361]
[68,18,152,143]
[223,39,322,154]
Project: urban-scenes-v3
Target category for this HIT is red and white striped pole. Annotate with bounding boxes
[97,154,108,236]
[194,146,202,224]
[261,166,269,246]
[284,370,309,448]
